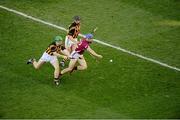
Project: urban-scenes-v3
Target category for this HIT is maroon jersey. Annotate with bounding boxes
[75,38,90,55]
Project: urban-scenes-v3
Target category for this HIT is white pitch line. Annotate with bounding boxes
[0,5,180,72]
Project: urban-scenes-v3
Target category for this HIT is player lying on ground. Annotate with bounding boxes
[27,36,70,86]
[59,34,103,78]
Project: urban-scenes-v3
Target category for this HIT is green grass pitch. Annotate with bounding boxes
[0,0,180,118]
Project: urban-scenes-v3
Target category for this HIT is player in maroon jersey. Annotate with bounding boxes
[60,33,103,77]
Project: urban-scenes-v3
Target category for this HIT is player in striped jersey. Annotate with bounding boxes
[59,34,103,77]
[60,16,81,67]
[27,36,70,86]
[65,16,81,52]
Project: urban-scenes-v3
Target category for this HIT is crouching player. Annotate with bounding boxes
[59,34,103,77]
[27,36,70,86]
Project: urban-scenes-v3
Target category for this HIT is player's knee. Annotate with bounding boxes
[68,67,73,71]
[34,65,40,70]
[82,65,87,70]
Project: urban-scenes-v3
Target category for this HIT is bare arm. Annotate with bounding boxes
[53,52,68,60]
[61,49,70,56]
[87,46,103,59]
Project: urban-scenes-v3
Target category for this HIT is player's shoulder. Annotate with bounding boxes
[69,22,76,27]
[81,38,86,41]
[48,42,56,48]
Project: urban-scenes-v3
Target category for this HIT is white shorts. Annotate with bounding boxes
[65,36,77,48]
[40,52,58,64]
[70,51,83,59]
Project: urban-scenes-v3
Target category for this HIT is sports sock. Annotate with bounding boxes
[54,78,59,81]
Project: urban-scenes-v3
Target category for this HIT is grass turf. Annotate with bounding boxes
[0,0,180,118]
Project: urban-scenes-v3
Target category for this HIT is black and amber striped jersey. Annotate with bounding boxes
[68,22,80,38]
[45,42,65,55]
